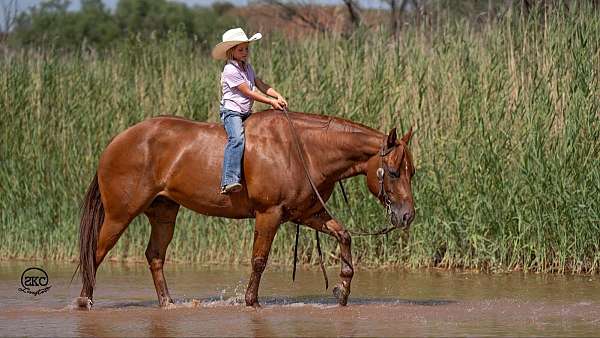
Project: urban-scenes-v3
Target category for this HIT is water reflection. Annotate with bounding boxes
[77,313,113,337]
[249,312,275,337]
[147,311,176,337]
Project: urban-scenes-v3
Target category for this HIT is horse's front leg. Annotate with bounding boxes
[245,208,282,307]
[301,210,354,306]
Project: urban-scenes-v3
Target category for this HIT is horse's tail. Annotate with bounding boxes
[77,173,104,295]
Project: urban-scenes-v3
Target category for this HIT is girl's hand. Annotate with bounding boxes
[270,98,284,110]
[276,95,288,109]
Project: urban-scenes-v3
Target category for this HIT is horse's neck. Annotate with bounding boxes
[305,122,384,182]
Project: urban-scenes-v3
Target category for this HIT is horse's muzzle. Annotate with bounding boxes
[391,204,415,229]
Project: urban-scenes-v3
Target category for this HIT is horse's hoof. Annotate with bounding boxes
[161,302,177,310]
[73,297,92,310]
[245,300,261,308]
[333,284,349,306]
[159,297,175,309]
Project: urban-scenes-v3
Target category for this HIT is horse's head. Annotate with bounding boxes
[366,127,416,229]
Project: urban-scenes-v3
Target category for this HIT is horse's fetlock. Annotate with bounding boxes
[245,291,257,306]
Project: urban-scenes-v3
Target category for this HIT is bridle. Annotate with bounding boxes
[376,144,394,217]
[376,140,407,219]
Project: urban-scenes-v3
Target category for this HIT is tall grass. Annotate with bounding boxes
[1,4,598,273]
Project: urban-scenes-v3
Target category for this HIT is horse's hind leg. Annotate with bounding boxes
[301,210,354,306]
[77,216,132,306]
[144,196,180,308]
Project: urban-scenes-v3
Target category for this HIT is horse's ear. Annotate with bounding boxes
[386,128,397,149]
[401,126,413,144]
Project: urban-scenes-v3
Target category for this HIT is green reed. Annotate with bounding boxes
[1,4,598,273]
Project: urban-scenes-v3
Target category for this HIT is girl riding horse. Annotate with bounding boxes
[212,28,288,194]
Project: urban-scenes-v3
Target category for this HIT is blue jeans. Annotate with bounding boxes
[220,107,250,187]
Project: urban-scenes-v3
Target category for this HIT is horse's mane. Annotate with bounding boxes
[252,110,383,137]
[151,111,383,138]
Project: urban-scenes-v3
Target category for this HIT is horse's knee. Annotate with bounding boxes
[252,256,267,274]
[147,256,164,272]
[341,265,354,279]
[145,245,165,268]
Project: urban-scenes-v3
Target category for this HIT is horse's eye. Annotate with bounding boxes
[388,169,400,178]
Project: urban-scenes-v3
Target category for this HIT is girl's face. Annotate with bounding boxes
[232,43,249,62]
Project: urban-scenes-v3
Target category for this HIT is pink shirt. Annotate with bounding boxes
[220,60,256,114]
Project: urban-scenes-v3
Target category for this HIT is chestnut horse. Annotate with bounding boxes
[75,110,415,309]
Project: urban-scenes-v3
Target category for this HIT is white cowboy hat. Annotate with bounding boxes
[211,28,262,60]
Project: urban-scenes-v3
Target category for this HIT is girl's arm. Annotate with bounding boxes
[237,82,286,110]
[256,77,288,108]
[237,83,287,110]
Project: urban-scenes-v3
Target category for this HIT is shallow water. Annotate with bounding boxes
[1,262,599,336]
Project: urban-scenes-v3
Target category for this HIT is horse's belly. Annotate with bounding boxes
[165,192,254,219]
[160,186,254,219]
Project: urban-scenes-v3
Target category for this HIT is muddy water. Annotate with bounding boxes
[1,262,600,337]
